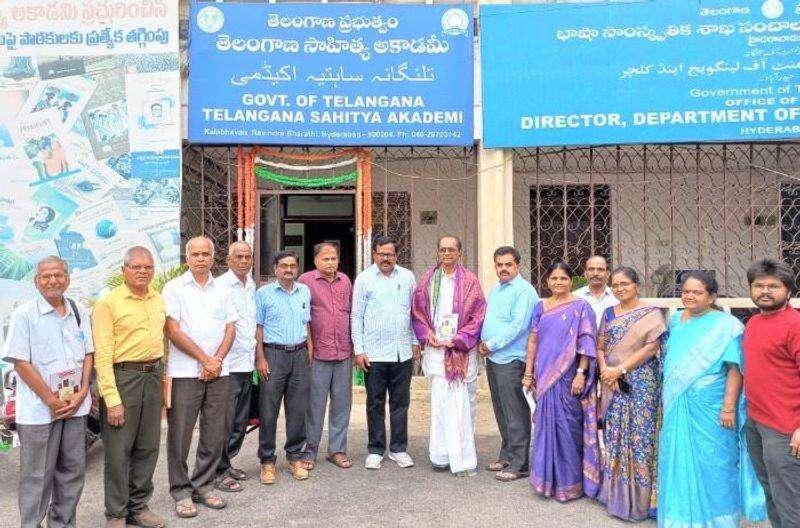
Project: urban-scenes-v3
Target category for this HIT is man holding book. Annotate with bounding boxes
[3,256,94,528]
[412,235,486,476]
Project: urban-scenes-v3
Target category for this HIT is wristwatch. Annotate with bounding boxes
[618,366,628,375]
[576,367,586,375]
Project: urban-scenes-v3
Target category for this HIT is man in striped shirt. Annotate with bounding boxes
[351,235,420,470]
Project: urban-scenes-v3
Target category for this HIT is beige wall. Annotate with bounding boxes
[371,149,479,278]
[513,144,792,297]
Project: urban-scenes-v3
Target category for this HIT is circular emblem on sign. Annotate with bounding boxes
[441,8,469,35]
[761,0,784,18]
[197,6,225,33]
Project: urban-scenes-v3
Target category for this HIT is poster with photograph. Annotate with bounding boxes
[127,71,180,153]
[22,76,96,131]
[0,0,181,331]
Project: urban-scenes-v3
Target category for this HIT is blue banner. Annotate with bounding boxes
[189,2,474,146]
[481,0,800,147]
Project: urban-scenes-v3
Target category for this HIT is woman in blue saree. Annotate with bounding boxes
[522,262,600,502]
[658,271,765,528]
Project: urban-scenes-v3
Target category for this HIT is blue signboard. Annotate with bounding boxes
[481,0,800,147]
[189,2,473,146]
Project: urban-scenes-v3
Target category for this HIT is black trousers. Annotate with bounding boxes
[217,371,253,477]
[257,346,309,463]
[364,359,412,455]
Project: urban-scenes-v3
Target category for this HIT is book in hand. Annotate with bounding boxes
[49,369,81,402]
[435,314,459,343]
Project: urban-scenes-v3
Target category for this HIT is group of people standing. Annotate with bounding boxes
[3,234,799,528]
[521,256,800,528]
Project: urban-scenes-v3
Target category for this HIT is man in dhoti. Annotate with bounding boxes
[412,235,486,476]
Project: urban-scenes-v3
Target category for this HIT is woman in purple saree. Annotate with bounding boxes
[522,262,601,502]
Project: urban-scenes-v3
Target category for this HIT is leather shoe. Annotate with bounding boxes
[260,462,276,485]
[287,460,309,481]
[128,508,166,528]
[105,518,125,528]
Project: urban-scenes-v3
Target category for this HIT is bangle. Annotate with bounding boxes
[721,408,735,414]
[522,373,533,379]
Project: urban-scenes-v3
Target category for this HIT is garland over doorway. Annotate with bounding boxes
[237,147,373,272]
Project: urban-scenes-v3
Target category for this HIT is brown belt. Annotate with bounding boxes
[114,359,162,372]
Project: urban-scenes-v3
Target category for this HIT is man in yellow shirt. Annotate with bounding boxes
[92,246,166,528]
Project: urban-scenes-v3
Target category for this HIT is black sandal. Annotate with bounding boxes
[486,461,509,472]
[495,471,523,482]
[214,476,243,493]
[229,468,248,481]
[192,491,228,509]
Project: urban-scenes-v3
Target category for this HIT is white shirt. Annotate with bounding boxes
[2,295,94,425]
[573,285,619,328]
[422,274,478,382]
[162,270,239,378]
[218,269,256,373]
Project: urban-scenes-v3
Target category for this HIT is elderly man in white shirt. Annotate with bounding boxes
[573,255,619,327]
[163,236,237,518]
[214,241,256,492]
[3,256,94,528]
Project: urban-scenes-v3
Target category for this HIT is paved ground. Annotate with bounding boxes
[0,389,766,528]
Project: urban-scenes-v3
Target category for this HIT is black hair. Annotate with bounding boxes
[746,258,796,294]
[584,255,610,270]
[493,246,521,264]
[438,234,462,251]
[681,270,722,311]
[610,266,640,286]
[313,242,339,258]
[273,250,298,267]
[371,235,398,253]
[545,261,574,279]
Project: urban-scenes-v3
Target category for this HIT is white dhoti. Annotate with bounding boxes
[423,346,478,473]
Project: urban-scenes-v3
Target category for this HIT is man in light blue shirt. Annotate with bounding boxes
[479,246,538,481]
[3,256,94,528]
[254,250,312,484]
[351,235,419,470]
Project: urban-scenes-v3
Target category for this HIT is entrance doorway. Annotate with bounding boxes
[257,192,356,282]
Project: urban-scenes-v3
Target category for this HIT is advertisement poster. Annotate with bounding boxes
[481,0,800,147]
[0,0,181,326]
[189,2,474,146]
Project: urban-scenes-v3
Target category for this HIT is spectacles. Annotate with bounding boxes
[38,273,66,281]
[125,265,155,272]
[438,247,459,254]
[611,282,634,290]
[376,252,396,259]
[751,283,784,292]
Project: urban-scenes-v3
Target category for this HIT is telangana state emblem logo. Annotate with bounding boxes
[197,6,225,34]
[441,8,469,36]
[761,0,784,18]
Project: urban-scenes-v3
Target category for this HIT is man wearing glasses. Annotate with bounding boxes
[412,235,486,477]
[92,246,166,528]
[351,235,419,470]
[254,251,312,484]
